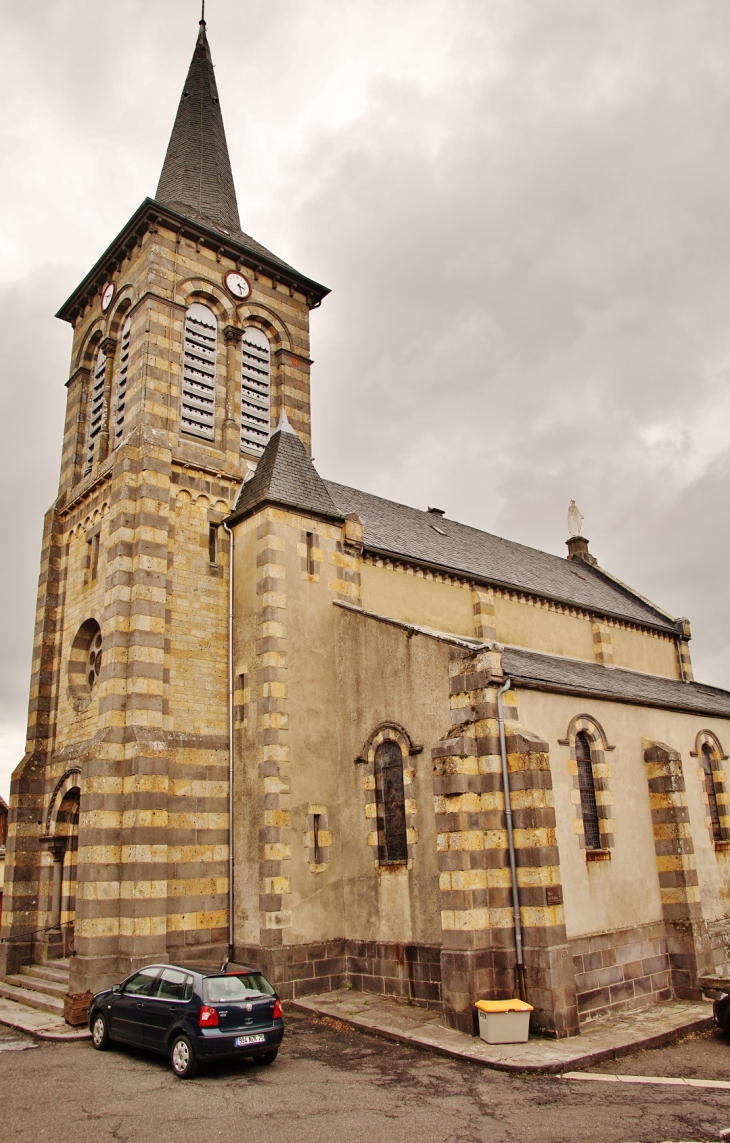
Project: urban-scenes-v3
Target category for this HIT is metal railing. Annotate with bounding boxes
[1,922,75,964]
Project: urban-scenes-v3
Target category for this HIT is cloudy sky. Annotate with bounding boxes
[1,0,729,800]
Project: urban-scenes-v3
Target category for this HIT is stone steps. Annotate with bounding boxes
[18,965,69,986]
[0,959,70,1018]
[0,979,65,1017]
[6,973,67,1000]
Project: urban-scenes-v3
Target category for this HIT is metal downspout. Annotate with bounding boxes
[497,676,527,1002]
[222,518,235,961]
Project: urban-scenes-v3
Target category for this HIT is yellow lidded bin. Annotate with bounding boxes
[474,998,533,1044]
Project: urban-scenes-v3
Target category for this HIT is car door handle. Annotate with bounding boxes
[136,1003,146,1009]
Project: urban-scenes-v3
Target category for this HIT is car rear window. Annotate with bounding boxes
[203,973,276,1003]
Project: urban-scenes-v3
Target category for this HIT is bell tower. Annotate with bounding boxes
[0,17,328,994]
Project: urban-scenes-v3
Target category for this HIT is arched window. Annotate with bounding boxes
[240,326,271,456]
[576,731,601,850]
[374,739,408,863]
[181,303,217,440]
[84,346,107,474]
[702,744,723,842]
[112,316,131,447]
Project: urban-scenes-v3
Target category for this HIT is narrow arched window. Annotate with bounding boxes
[84,346,107,474]
[113,316,131,447]
[374,740,408,863]
[702,744,723,842]
[181,303,217,440]
[576,731,601,850]
[240,326,271,456]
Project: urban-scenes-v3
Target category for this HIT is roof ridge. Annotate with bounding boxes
[322,479,679,633]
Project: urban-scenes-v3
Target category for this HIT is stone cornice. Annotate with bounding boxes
[56,198,330,325]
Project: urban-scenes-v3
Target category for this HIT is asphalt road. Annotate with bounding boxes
[1,1010,729,1143]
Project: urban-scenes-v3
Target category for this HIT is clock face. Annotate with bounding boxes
[101,282,115,312]
[225,271,252,300]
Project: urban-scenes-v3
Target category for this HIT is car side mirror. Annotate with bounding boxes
[112,984,121,994]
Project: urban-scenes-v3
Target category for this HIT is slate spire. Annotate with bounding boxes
[156,19,241,234]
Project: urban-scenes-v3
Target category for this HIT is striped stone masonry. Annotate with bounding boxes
[471,586,497,642]
[1,198,320,994]
[591,621,614,666]
[643,739,711,999]
[694,731,730,844]
[255,512,292,945]
[433,646,578,1038]
[564,715,615,853]
[678,640,694,682]
[362,726,418,868]
[677,618,694,682]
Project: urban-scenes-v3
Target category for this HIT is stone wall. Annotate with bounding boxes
[570,922,672,1022]
[234,938,442,1009]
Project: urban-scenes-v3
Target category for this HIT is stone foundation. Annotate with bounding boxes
[571,922,672,1022]
[233,939,442,1009]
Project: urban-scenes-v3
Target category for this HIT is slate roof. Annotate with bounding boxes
[324,481,679,633]
[157,22,240,234]
[155,23,302,278]
[502,646,730,718]
[231,419,343,522]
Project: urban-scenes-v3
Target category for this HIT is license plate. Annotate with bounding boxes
[235,1034,265,1046]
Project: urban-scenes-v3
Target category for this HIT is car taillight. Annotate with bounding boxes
[273,999,282,1019]
[199,1005,219,1027]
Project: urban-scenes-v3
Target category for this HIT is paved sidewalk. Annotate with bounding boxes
[290,989,714,1073]
[0,996,91,1041]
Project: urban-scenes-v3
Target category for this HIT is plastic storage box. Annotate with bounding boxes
[475,998,533,1044]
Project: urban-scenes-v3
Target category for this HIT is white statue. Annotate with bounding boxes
[567,500,583,537]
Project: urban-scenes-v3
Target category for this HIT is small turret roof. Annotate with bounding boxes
[230,419,343,523]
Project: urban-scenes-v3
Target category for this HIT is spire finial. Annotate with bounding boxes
[200,0,205,24]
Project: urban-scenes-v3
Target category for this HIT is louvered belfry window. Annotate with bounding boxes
[113,316,132,447]
[84,346,107,474]
[181,303,218,440]
[576,731,601,850]
[702,744,723,842]
[374,740,409,864]
[240,326,271,456]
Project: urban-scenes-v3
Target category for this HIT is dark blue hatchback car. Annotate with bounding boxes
[89,962,284,1078]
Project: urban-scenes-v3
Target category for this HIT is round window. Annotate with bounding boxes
[68,619,103,712]
[86,629,103,689]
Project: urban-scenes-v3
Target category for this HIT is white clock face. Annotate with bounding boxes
[225,271,252,300]
[101,282,115,312]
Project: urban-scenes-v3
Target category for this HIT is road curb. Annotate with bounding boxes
[287,1001,714,1074]
[0,1010,91,1042]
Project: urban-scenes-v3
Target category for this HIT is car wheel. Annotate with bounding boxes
[170,1034,198,1079]
[256,1049,278,1065]
[91,1011,110,1051]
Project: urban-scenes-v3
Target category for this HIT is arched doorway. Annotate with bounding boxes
[44,775,81,958]
[55,790,80,941]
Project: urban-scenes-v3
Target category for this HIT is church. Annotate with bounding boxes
[2,17,730,1039]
